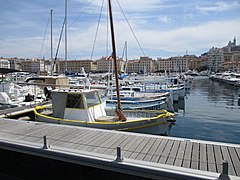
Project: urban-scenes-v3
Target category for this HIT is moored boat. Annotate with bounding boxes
[34,88,175,135]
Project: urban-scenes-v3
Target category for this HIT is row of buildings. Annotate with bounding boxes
[1,37,240,74]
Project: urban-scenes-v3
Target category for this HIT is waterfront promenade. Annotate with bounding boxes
[0,118,239,179]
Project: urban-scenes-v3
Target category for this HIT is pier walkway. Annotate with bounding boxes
[0,118,239,179]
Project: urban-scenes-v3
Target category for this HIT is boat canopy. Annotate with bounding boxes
[52,90,68,118]
[51,89,104,121]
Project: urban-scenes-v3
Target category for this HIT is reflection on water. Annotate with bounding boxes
[173,99,185,113]
[170,76,240,144]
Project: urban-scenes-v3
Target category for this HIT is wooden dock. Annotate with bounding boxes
[0,118,239,179]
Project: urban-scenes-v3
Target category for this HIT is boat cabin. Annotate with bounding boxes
[25,76,69,89]
[51,89,106,122]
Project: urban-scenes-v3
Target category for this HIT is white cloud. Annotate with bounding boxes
[1,0,240,60]
[158,16,171,23]
[2,19,240,59]
[136,20,240,56]
[197,1,240,13]
[81,0,162,11]
[65,19,240,59]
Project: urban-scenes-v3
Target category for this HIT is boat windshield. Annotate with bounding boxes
[66,94,85,109]
[86,92,101,107]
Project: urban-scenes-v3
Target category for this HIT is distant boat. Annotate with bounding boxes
[185,70,199,76]
[106,84,174,112]
[105,90,169,111]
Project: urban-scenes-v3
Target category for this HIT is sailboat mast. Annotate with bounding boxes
[50,9,53,75]
[108,0,126,120]
[124,41,128,73]
[65,0,68,71]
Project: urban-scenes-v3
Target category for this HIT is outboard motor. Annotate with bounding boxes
[24,93,35,102]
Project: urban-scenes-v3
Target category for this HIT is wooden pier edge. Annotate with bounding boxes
[0,118,239,179]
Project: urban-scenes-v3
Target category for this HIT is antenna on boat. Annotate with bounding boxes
[108,0,127,121]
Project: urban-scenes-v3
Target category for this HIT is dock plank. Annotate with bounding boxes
[182,141,193,168]
[158,139,174,164]
[108,135,130,156]
[213,145,223,173]
[151,138,168,163]
[63,129,98,149]
[174,141,186,167]
[166,140,180,165]
[135,137,155,160]
[199,143,207,171]
[93,133,123,154]
[78,131,109,152]
[123,136,144,158]
[143,138,162,162]
[191,142,199,170]
[228,147,240,176]
[221,146,236,176]
[206,144,217,173]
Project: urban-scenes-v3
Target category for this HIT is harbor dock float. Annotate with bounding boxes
[0,118,239,179]
[0,101,51,119]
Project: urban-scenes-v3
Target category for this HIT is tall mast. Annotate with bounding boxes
[65,0,68,71]
[108,0,126,120]
[124,41,128,73]
[50,9,53,75]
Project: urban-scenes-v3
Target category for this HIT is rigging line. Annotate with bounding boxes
[116,0,146,57]
[68,0,95,28]
[39,12,51,58]
[121,41,126,59]
[106,2,109,57]
[52,19,65,72]
[90,0,105,60]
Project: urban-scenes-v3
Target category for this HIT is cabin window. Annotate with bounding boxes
[133,87,140,92]
[86,92,101,107]
[66,94,85,109]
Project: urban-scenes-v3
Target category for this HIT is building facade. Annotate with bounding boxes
[56,59,96,73]
[0,58,10,69]
[96,57,125,73]
[207,47,224,72]
[21,59,46,73]
[126,56,154,74]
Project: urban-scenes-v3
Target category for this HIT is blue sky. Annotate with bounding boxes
[1,0,240,60]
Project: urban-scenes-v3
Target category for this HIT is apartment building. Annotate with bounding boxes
[157,57,185,72]
[96,57,125,73]
[56,59,96,73]
[207,47,224,72]
[0,58,10,69]
[222,61,240,72]
[126,56,154,74]
[21,59,46,73]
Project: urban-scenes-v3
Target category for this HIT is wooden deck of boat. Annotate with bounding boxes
[0,118,239,179]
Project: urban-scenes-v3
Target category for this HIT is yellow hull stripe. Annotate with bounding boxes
[34,106,175,125]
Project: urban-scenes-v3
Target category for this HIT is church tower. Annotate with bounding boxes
[233,36,236,46]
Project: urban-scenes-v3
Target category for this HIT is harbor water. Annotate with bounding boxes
[170,76,240,144]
